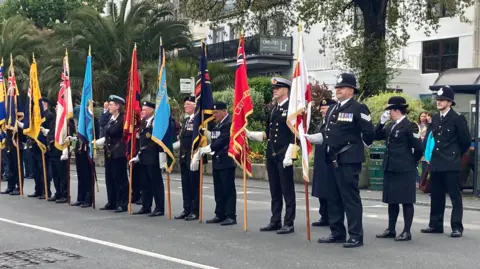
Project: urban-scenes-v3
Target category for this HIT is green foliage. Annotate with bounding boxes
[421,98,437,114]
[363,92,425,126]
[248,77,272,104]
[2,0,108,29]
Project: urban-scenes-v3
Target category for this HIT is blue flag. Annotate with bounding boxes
[191,42,214,156]
[78,54,94,159]
[6,60,23,132]
[0,64,7,148]
[152,44,175,172]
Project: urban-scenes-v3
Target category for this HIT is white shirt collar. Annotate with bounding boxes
[339,98,351,107]
[146,116,154,125]
[396,115,406,124]
[110,113,119,121]
[189,113,194,120]
[441,108,450,117]
[278,98,289,107]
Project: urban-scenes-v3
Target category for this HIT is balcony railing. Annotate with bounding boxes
[178,35,293,62]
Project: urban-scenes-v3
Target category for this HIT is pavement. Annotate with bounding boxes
[0,166,480,268]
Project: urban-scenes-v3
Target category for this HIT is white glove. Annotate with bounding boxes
[246,129,265,142]
[199,145,212,156]
[66,136,78,142]
[159,152,167,169]
[60,148,68,161]
[303,133,323,145]
[40,127,49,136]
[173,141,180,150]
[380,110,390,124]
[190,151,201,171]
[283,144,295,168]
[129,155,140,164]
[17,120,24,129]
[94,137,105,147]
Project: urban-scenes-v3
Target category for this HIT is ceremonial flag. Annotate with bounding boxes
[191,42,214,156]
[23,57,46,153]
[0,61,7,148]
[228,36,253,176]
[286,32,312,182]
[77,52,95,159]
[6,57,23,132]
[123,44,141,157]
[151,42,175,172]
[55,51,74,150]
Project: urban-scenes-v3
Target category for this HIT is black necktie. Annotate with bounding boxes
[441,115,444,122]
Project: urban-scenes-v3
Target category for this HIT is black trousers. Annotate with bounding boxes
[266,159,296,226]
[212,167,236,220]
[75,152,93,203]
[327,163,363,239]
[132,163,142,202]
[141,163,164,212]
[180,161,199,215]
[319,198,328,221]
[33,153,51,196]
[429,171,463,232]
[7,149,23,191]
[24,148,34,176]
[50,157,68,199]
[105,157,128,209]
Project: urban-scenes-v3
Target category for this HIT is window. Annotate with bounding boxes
[212,28,225,43]
[422,38,458,74]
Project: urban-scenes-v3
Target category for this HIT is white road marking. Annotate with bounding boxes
[0,217,220,269]
[364,205,386,208]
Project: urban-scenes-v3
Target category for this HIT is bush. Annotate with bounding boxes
[249,77,273,104]
[363,92,425,126]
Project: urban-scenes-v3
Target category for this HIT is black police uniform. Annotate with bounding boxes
[102,113,129,212]
[1,129,25,195]
[422,87,470,236]
[72,118,99,208]
[30,109,54,199]
[311,99,336,227]
[320,73,375,247]
[260,78,296,234]
[46,111,69,203]
[374,98,424,239]
[135,116,165,216]
[207,113,237,224]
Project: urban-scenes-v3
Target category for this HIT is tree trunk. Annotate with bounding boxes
[358,0,388,97]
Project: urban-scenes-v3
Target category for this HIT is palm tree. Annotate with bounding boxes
[0,15,43,94]
[41,0,191,102]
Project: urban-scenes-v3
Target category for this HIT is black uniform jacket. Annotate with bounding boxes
[375,118,424,172]
[427,109,471,172]
[105,113,126,159]
[265,99,294,161]
[324,99,375,164]
[210,114,235,170]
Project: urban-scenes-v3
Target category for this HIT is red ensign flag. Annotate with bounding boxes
[123,45,141,155]
[228,36,253,176]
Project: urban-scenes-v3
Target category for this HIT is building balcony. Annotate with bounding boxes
[178,35,294,71]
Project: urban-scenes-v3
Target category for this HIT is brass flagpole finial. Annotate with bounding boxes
[160,36,163,46]
[298,23,302,32]
[10,53,12,63]
[1,57,4,66]
[88,45,91,56]
[134,42,137,50]
[32,52,36,63]
[65,48,68,56]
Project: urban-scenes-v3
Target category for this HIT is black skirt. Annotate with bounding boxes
[382,171,416,204]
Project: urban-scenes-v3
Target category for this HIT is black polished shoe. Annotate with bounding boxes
[148,211,164,217]
[174,211,189,220]
[395,231,412,241]
[421,227,443,234]
[100,204,115,210]
[343,238,363,248]
[312,218,329,227]
[451,230,463,238]
[38,195,46,200]
[184,213,199,221]
[1,189,13,195]
[47,196,57,202]
[133,208,151,215]
[317,235,346,244]
[27,192,39,197]
[55,198,67,204]
[114,207,127,213]
[135,200,143,205]
[80,203,92,208]
[206,216,224,224]
[376,229,396,239]
[9,190,20,196]
[71,201,83,207]
[220,218,237,226]
[260,223,282,232]
[277,225,294,235]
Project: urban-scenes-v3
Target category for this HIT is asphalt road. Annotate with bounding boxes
[0,171,480,269]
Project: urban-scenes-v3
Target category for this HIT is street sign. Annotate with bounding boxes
[180,77,195,94]
[259,36,292,55]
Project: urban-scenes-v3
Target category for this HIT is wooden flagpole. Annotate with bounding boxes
[243,143,247,232]
[65,48,71,205]
[11,54,23,196]
[127,43,136,215]
[198,112,204,223]
[166,171,172,219]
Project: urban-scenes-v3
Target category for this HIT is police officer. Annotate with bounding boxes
[173,96,200,221]
[94,95,129,213]
[312,73,374,248]
[131,101,166,217]
[374,96,424,241]
[421,86,470,238]
[305,98,337,227]
[27,98,54,199]
[192,101,237,226]
[246,77,296,235]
